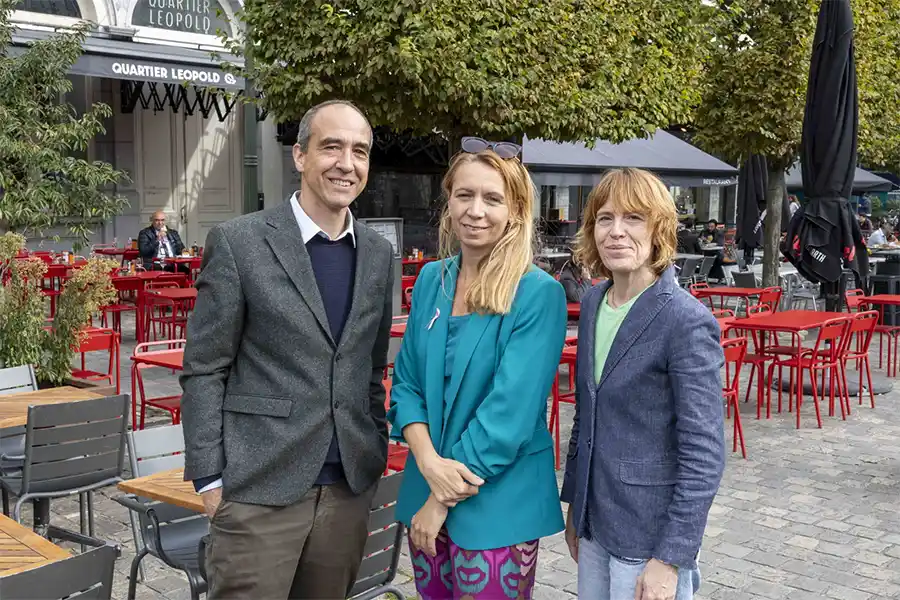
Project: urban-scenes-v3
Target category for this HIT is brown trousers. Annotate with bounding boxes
[205,480,375,599]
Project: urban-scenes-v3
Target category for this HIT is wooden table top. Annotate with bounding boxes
[0,514,70,578]
[0,386,104,430]
[118,468,202,513]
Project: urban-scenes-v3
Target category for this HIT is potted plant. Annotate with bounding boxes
[0,232,118,392]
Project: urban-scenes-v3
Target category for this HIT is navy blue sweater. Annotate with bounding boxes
[307,234,356,484]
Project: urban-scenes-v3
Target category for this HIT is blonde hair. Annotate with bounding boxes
[438,151,535,315]
[574,168,677,279]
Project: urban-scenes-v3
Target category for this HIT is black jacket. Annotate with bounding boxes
[138,226,185,269]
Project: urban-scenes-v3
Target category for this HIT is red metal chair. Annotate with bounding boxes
[382,379,408,474]
[131,340,185,430]
[767,317,852,429]
[843,310,879,409]
[70,328,121,394]
[861,300,900,377]
[729,304,779,419]
[143,282,191,342]
[845,288,865,312]
[689,282,713,309]
[722,337,747,458]
[549,345,578,469]
[758,286,783,312]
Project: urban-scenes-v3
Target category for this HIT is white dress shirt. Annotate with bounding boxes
[868,229,887,247]
[195,192,355,495]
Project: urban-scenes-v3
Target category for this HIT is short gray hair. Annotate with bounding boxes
[295,100,373,152]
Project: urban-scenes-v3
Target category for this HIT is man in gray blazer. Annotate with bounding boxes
[180,100,393,599]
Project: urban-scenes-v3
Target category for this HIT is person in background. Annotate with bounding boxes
[858,212,874,236]
[700,219,726,282]
[867,219,892,247]
[181,100,394,599]
[788,195,801,217]
[676,219,703,255]
[562,168,725,600]
[138,211,185,270]
[559,258,593,303]
[388,139,567,599]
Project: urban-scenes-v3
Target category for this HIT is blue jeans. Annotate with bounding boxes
[577,537,700,600]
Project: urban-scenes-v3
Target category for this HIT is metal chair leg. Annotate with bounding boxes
[128,548,149,600]
[1,488,8,516]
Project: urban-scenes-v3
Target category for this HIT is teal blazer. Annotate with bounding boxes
[388,258,567,550]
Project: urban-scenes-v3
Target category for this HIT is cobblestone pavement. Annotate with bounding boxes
[10,314,900,599]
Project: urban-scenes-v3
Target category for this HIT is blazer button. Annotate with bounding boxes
[335,352,342,361]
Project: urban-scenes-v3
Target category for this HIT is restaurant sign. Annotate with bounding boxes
[131,0,230,36]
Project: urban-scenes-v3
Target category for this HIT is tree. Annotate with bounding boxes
[855,0,900,172]
[0,0,128,248]
[693,0,900,287]
[692,0,817,288]
[227,0,710,143]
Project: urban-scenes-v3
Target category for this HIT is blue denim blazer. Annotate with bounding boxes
[560,268,725,570]
[388,258,567,550]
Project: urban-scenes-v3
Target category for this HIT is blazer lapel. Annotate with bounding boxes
[579,281,608,396]
[423,260,456,447]
[596,272,674,391]
[337,222,374,351]
[264,202,334,346]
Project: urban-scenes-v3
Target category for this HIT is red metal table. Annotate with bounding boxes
[131,349,183,370]
[567,304,580,319]
[390,323,406,338]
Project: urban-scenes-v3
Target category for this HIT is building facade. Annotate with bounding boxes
[11,0,250,249]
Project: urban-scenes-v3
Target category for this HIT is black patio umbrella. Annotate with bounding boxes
[735,155,767,264]
[782,0,867,308]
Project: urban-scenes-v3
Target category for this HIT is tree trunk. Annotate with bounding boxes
[762,165,785,288]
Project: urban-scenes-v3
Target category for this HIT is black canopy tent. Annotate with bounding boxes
[785,164,894,194]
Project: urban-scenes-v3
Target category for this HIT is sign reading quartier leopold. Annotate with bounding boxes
[132,0,230,35]
[69,54,244,89]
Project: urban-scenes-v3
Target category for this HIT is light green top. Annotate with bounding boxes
[594,284,654,384]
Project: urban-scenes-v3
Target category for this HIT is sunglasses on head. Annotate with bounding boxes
[461,136,522,159]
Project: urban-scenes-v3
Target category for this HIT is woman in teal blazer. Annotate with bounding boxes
[388,139,567,599]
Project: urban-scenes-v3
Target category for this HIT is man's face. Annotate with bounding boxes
[152,214,166,231]
[292,105,372,214]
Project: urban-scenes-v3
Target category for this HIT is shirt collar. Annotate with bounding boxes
[290,191,356,248]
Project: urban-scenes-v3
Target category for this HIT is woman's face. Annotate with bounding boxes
[448,161,510,256]
[593,203,654,276]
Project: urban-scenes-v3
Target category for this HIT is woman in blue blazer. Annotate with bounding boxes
[561,168,725,600]
[388,139,567,599]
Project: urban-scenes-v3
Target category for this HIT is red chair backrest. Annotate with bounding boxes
[812,317,851,360]
[403,287,413,307]
[722,336,748,394]
[77,329,117,353]
[845,289,865,311]
[689,282,710,297]
[747,303,771,317]
[712,309,735,318]
[847,310,879,354]
[758,287,782,312]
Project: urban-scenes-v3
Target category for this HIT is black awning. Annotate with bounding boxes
[785,163,893,193]
[523,130,738,188]
[10,30,245,90]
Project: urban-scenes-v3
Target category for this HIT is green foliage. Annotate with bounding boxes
[0,234,46,370]
[41,257,117,386]
[227,0,710,143]
[855,0,900,172]
[693,0,817,169]
[0,0,129,249]
[0,232,117,383]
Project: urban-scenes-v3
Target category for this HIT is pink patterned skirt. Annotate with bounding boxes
[408,528,540,599]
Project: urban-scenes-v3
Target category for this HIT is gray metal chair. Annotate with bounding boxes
[677,257,701,288]
[0,364,37,515]
[0,543,117,599]
[196,471,406,600]
[0,394,128,548]
[693,256,716,284]
[730,271,759,288]
[115,424,208,599]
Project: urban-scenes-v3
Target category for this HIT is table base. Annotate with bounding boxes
[771,373,893,396]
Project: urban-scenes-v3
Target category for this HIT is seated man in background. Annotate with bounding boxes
[677,220,704,255]
[867,219,892,247]
[138,211,186,271]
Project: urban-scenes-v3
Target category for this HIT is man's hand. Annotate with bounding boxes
[564,504,578,562]
[157,230,167,241]
[410,494,449,557]
[418,454,483,507]
[200,487,223,519]
[634,558,678,600]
